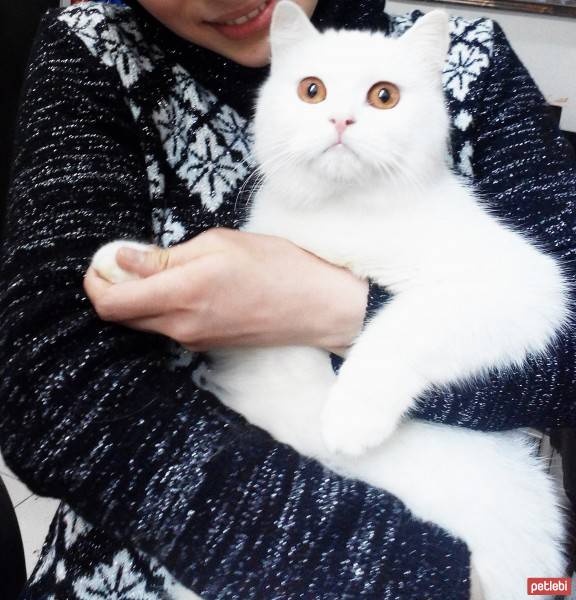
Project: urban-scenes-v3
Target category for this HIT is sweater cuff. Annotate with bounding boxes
[363,280,392,328]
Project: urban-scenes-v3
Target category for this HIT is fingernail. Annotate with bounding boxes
[119,248,145,265]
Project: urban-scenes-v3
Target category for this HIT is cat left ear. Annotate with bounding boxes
[399,10,450,72]
[270,1,318,61]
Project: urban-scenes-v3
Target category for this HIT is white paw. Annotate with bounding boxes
[321,376,408,456]
[91,241,151,283]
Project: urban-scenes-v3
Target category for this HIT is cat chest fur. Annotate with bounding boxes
[245,172,551,296]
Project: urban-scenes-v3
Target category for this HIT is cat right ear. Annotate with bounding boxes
[270,1,318,61]
[399,10,450,72]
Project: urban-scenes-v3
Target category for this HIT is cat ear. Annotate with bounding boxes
[399,10,450,72]
[270,1,318,61]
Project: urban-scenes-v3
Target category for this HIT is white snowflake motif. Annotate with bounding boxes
[128,100,142,123]
[153,66,254,213]
[443,42,490,102]
[215,104,255,160]
[389,13,493,107]
[464,18,494,46]
[450,15,492,42]
[454,109,473,131]
[145,155,166,200]
[154,99,199,167]
[457,140,474,177]
[56,560,67,583]
[135,551,196,600]
[73,550,157,600]
[152,65,212,168]
[450,16,469,38]
[59,5,163,87]
[388,12,419,37]
[178,117,255,212]
[152,208,186,247]
[62,505,92,549]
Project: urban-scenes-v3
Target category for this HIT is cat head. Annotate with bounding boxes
[254,2,450,199]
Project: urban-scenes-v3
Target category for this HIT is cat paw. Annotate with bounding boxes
[321,381,403,456]
[91,241,150,283]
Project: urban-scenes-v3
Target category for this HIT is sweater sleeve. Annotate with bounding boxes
[0,15,472,599]
[411,24,576,431]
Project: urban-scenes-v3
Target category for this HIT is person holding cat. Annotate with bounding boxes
[1,1,575,600]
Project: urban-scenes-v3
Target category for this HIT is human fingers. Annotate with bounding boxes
[116,228,238,278]
[84,267,114,302]
[87,265,199,322]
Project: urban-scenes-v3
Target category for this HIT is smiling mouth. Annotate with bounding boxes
[217,0,269,25]
[207,0,276,40]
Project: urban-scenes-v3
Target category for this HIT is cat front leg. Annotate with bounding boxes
[322,294,441,456]
[322,349,423,456]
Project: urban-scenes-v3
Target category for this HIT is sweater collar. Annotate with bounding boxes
[125,0,390,118]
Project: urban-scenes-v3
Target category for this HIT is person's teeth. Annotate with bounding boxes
[224,2,267,26]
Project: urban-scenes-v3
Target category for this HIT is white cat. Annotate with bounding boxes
[92,4,569,599]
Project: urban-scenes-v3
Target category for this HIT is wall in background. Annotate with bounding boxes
[388,0,576,132]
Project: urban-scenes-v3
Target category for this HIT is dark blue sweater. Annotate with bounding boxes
[1,2,575,598]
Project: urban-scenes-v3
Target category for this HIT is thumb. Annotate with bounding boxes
[116,245,174,278]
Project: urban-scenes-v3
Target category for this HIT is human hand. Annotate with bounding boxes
[84,228,368,352]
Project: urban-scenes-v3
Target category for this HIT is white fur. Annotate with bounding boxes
[246,3,569,455]
[206,346,565,600]
[91,240,152,283]
[91,5,569,598]
[209,5,569,598]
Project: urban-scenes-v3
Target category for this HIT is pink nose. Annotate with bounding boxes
[330,118,356,136]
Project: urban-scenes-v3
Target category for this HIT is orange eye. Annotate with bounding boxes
[367,82,400,109]
[298,77,327,104]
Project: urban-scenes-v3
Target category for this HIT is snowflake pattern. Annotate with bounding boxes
[73,550,158,599]
[145,155,166,201]
[152,207,186,247]
[454,109,473,132]
[390,12,493,177]
[24,504,199,600]
[62,505,92,549]
[443,41,490,102]
[59,4,163,87]
[458,140,475,177]
[152,65,255,212]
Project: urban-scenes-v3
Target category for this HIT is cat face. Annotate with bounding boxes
[254,3,450,189]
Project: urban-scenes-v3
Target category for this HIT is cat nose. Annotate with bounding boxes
[330,118,356,136]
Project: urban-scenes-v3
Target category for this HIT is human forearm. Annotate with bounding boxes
[88,229,369,352]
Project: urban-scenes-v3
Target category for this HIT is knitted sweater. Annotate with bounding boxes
[1,1,575,598]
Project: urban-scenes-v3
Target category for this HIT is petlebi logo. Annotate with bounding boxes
[527,577,572,596]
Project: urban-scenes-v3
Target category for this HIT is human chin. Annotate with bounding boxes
[171,24,272,67]
[216,35,271,67]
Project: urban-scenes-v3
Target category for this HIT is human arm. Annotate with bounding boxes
[0,14,471,598]
[84,228,368,353]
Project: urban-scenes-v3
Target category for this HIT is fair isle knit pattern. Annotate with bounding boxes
[1,2,575,599]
